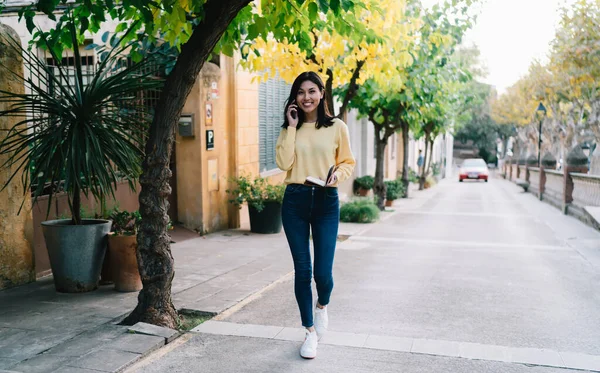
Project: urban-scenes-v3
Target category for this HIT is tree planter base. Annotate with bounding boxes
[249,202,282,234]
[108,234,142,292]
[41,219,112,293]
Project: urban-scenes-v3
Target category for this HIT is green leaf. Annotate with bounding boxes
[115,22,128,33]
[80,17,90,34]
[341,0,353,11]
[317,0,329,13]
[36,0,60,15]
[308,2,319,21]
[25,16,36,33]
[247,24,259,40]
[130,49,143,62]
[221,42,234,57]
[330,0,340,14]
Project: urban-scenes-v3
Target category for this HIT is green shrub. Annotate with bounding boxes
[227,174,285,212]
[408,168,419,184]
[385,180,405,201]
[340,198,380,223]
[353,175,374,191]
[108,208,141,236]
[107,208,173,235]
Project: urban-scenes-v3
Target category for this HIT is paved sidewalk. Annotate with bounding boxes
[0,228,293,373]
[0,184,436,373]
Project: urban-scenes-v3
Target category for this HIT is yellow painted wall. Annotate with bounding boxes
[0,25,35,289]
[175,59,235,234]
[175,75,205,232]
[234,58,260,178]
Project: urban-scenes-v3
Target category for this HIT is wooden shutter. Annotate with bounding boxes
[259,76,290,172]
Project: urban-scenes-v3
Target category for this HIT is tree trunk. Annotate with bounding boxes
[419,132,431,190]
[374,136,387,210]
[426,138,434,175]
[401,122,410,197]
[325,68,335,116]
[123,0,251,329]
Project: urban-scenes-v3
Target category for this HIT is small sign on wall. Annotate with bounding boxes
[211,81,219,99]
[206,130,214,150]
[206,103,213,126]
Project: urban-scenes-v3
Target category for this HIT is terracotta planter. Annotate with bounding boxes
[358,188,370,196]
[108,234,142,292]
[385,199,394,207]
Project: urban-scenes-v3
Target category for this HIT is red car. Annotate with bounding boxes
[459,158,489,182]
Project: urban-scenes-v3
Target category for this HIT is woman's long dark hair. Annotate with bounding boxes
[282,71,335,130]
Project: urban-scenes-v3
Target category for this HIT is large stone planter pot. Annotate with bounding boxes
[385,199,394,207]
[249,202,282,234]
[41,219,112,293]
[108,234,142,292]
[358,188,370,196]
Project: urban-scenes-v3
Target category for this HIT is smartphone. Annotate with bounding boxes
[290,101,297,119]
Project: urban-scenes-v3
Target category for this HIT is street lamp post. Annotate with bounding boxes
[536,102,547,167]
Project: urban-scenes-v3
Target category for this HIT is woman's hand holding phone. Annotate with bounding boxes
[287,101,299,128]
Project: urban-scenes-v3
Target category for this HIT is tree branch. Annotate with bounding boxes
[338,59,365,118]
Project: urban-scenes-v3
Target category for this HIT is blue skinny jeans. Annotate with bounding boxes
[281,184,340,328]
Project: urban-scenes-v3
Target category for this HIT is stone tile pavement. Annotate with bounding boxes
[0,226,295,373]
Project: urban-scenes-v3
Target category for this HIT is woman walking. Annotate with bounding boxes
[276,71,355,359]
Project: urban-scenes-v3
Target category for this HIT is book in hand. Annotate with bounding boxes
[305,165,336,187]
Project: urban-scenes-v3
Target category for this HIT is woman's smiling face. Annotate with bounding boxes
[296,80,323,116]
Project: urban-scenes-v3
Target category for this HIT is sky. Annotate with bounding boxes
[421,0,576,94]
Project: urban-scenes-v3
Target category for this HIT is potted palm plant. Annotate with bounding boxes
[0,19,162,292]
[227,175,285,234]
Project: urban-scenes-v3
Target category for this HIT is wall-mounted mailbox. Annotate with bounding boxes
[178,114,195,137]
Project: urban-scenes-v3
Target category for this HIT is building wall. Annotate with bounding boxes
[386,133,398,180]
[235,57,261,178]
[175,57,240,234]
[0,24,35,289]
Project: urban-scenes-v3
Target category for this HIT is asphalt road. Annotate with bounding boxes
[131,177,600,373]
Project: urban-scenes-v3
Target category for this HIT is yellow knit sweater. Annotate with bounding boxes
[276,118,356,186]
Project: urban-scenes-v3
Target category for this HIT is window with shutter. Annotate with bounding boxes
[259,76,291,173]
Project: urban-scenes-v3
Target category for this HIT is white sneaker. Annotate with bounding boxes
[300,330,318,359]
[314,306,328,337]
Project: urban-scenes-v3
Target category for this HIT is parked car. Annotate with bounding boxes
[459,158,489,182]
